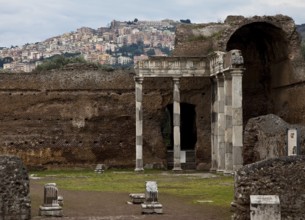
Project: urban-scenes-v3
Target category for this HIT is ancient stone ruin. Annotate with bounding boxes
[141,181,163,214]
[232,156,305,219]
[250,195,281,220]
[0,15,303,172]
[39,183,63,217]
[0,156,31,220]
[94,163,106,174]
[243,114,305,164]
[129,193,145,204]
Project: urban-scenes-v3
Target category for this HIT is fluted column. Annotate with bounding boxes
[231,69,243,171]
[135,77,144,172]
[223,71,233,174]
[173,77,182,171]
[216,75,225,172]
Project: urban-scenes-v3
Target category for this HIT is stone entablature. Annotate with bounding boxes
[135,50,244,78]
[135,56,208,78]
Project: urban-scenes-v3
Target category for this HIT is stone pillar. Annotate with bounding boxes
[210,77,218,172]
[173,78,182,171]
[216,75,225,172]
[231,69,243,171]
[135,77,144,172]
[223,71,233,174]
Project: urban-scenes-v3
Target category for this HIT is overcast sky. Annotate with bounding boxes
[0,0,305,47]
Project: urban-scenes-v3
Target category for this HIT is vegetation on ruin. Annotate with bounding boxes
[31,169,234,207]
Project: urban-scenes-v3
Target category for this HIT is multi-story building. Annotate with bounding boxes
[0,19,177,70]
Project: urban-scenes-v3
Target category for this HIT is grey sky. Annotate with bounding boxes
[0,0,304,47]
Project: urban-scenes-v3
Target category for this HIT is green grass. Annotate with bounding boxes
[31,169,234,207]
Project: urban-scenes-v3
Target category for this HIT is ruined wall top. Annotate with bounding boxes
[232,156,305,220]
[173,14,300,57]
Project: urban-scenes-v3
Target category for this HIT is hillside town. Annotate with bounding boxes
[0,19,177,72]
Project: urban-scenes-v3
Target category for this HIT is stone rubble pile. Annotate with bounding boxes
[0,156,31,220]
[232,156,305,220]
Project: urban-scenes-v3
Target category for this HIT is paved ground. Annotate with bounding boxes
[30,176,231,220]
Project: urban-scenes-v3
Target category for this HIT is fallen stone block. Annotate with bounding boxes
[129,193,145,204]
[141,203,163,214]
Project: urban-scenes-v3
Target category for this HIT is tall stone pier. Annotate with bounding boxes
[135,77,144,171]
[172,77,182,171]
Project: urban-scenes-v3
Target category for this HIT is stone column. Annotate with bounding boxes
[216,75,225,172]
[231,69,243,171]
[173,77,182,171]
[135,77,144,172]
[223,71,233,174]
[210,77,218,172]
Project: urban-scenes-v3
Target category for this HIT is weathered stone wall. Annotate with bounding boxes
[0,65,211,169]
[0,156,30,219]
[272,81,305,124]
[243,114,305,164]
[173,15,300,60]
[232,156,305,220]
[173,15,305,125]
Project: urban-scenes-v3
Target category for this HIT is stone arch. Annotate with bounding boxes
[226,21,292,123]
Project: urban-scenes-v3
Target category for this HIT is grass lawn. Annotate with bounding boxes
[31,169,234,208]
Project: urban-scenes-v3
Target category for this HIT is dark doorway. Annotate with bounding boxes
[161,103,197,150]
[226,22,290,124]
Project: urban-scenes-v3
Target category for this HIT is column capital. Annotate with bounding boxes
[230,68,244,77]
[134,77,144,83]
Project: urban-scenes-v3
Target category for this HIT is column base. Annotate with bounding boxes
[172,167,183,172]
[141,202,163,214]
[135,168,144,172]
[224,170,234,176]
[217,169,225,173]
[39,205,63,217]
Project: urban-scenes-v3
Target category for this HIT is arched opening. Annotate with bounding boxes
[226,22,290,123]
[161,103,197,150]
[161,103,197,169]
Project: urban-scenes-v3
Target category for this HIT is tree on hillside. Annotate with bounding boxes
[35,55,87,72]
[180,19,191,24]
[3,57,13,63]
